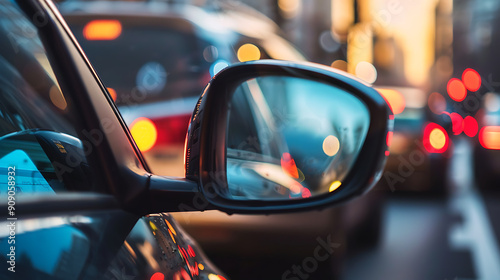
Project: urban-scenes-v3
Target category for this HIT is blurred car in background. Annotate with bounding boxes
[473,92,500,191]
[429,67,497,193]
[60,1,235,176]
[59,0,306,176]
[59,1,384,278]
[375,86,452,194]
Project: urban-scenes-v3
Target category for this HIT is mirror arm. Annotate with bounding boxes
[145,175,216,214]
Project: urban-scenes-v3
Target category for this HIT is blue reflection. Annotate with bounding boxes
[0,150,54,194]
[210,59,230,77]
[0,223,89,276]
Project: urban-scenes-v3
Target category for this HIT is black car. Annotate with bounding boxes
[0,1,390,280]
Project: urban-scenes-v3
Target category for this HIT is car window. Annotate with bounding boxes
[0,1,95,195]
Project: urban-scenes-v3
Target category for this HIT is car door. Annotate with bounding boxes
[0,1,224,279]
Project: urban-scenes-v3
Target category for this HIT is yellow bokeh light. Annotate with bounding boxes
[237,43,261,62]
[323,135,340,157]
[149,221,158,231]
[329,181,342,192]
[130,117,158,152]
[331,60,348,72]
[377,88,406,115]
[208,274,222,280]
[429,128,446,150]
[83,20,122,41]
[355,61,378,84]
[198,263,205,271]
[278,0,301,18]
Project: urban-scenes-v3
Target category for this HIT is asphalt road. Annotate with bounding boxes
[342,138,500,280]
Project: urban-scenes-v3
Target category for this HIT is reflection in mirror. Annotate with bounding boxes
[226,76,370,200]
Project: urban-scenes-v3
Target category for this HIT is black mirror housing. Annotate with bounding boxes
[182,60,392,214]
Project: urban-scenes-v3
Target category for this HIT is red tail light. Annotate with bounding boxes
[462,68,481,92]
[447,78,467,102]
[479,126,500,150]
[154,114,192,146]
[463,116,478,137]
[423,122,449,153]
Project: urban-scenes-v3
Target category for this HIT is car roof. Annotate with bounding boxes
[59,1,232,36]
[59,0,306,61]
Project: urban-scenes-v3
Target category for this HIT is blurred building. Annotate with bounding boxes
[431,0,454,92]
[237,0,344,64]
[452,0,474,75]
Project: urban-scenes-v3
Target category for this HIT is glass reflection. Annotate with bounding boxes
[0,216,90,279]
[226,76,370,200]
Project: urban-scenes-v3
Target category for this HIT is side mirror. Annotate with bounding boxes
[182,60,391,214]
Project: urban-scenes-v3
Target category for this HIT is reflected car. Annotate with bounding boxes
[375,86,452,194]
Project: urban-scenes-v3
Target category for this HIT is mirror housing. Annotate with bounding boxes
[183,60,392,214]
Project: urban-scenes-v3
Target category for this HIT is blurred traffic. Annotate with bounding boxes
[58,0,500,279]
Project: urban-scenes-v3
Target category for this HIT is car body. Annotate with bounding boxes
[0,1,224,279]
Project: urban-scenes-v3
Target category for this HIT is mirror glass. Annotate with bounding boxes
[226,76,370,200]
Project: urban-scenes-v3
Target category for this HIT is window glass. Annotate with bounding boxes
[0,1,94,195]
